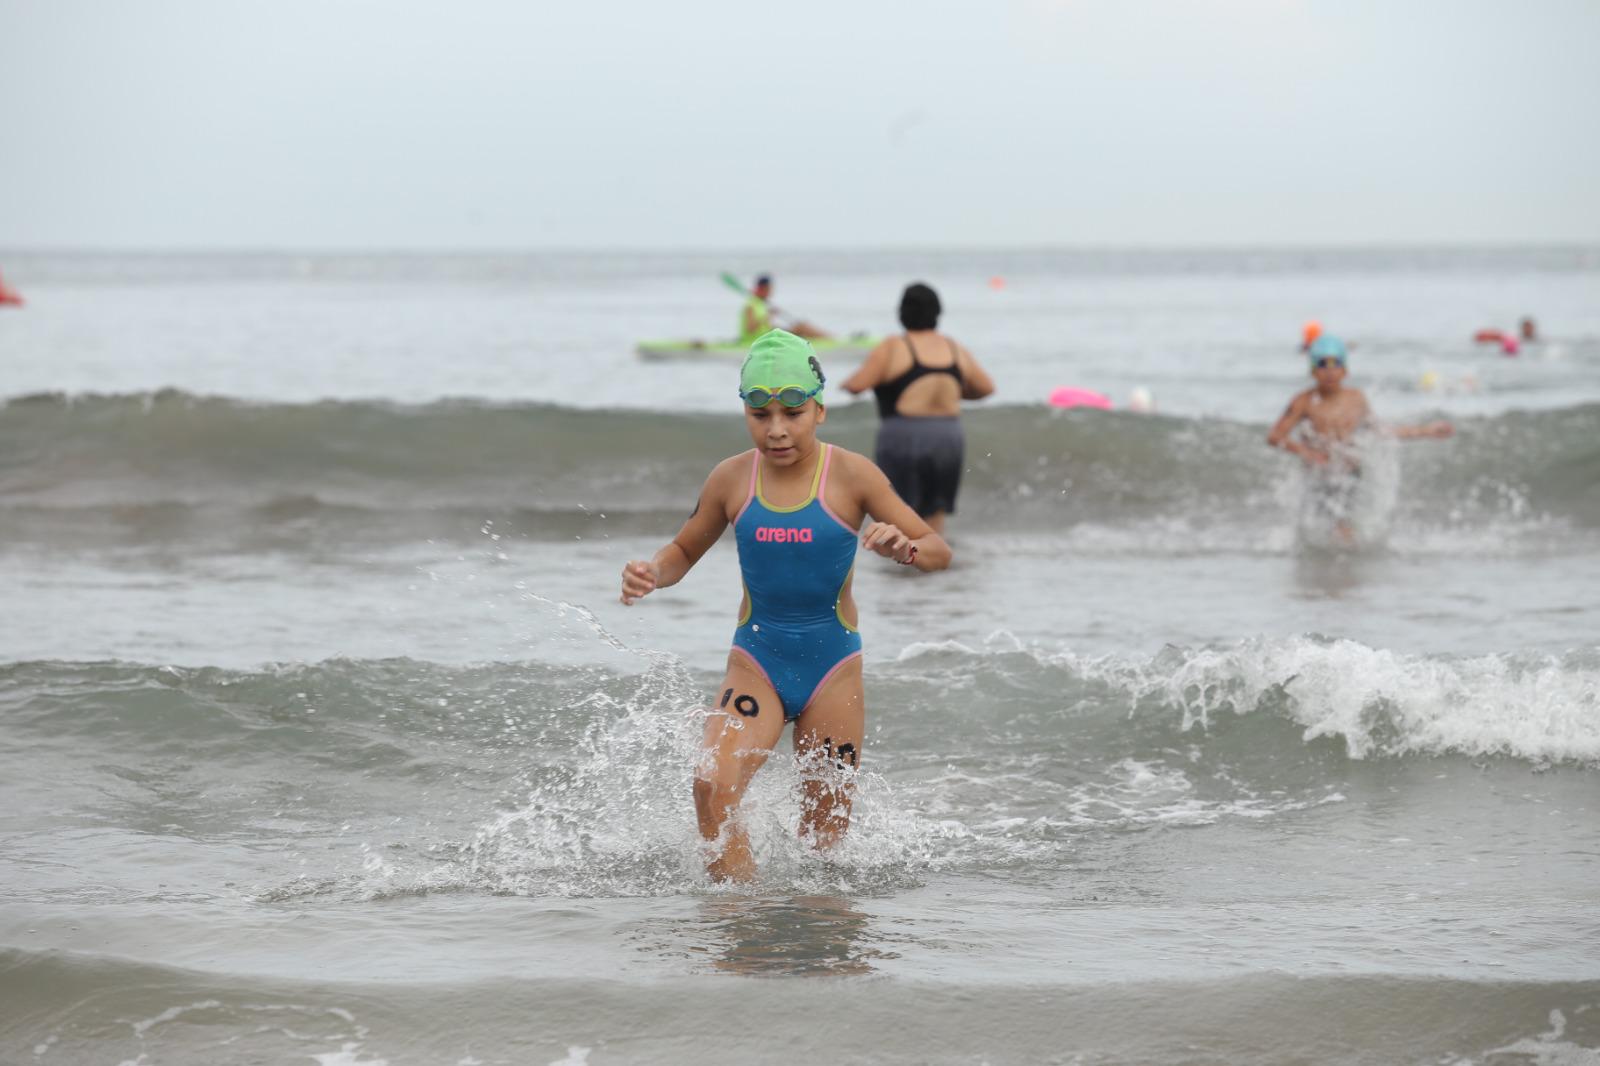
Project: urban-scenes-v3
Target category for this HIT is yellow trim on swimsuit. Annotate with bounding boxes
[834,563,859,634]
[756,444,827,514]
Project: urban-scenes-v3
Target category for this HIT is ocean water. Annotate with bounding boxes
[2,249,1598,1065]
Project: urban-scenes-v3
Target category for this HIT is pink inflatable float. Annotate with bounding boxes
[1048,386,1112,410]
[1474,328,1520,356]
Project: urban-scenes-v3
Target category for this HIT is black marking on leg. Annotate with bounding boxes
[823,737,858,769]
[719,688,733,709]
[734,693,760,718]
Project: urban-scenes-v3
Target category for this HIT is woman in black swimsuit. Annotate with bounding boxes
[841,283,996,535]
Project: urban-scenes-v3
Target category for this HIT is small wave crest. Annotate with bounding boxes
[3,393,1595,545]
[892,635,1600,764]
[8,633,1595,901]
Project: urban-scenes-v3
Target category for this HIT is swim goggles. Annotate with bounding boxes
[1312,356,1345,370]
[740,384,821,408]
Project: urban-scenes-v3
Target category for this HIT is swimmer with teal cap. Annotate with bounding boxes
[1268,332,1454,541]
[620,328,951,882]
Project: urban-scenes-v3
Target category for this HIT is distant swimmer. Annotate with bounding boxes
[0,269,22,307]
[841,283,995,536]
[619,329,950,882]
[1473,317,1538,354]
[1267,335,1452,541]
[739,275,828,345]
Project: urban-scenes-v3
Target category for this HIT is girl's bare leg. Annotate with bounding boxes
[695,650,786,882]
[791,656,865,851]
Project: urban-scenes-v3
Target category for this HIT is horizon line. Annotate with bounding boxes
[3,240,1598,258]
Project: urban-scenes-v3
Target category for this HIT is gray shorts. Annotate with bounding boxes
[874,415,965,517]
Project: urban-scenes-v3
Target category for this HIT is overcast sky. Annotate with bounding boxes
[2,0,1597,249]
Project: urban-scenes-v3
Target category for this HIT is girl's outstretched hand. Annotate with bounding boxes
[861,521,913,563]
[620,560,659,605]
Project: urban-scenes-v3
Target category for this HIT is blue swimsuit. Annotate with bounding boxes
[731,445,863,721]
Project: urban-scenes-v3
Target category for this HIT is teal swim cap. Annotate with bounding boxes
[739,329,826,405]
[1309,335,1348,365]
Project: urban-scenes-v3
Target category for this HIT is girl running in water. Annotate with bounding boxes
[619,329,951,881]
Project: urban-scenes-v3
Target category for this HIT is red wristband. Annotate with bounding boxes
[896,543,918,566]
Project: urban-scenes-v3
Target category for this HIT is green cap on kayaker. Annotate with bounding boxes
[739,329,827,409]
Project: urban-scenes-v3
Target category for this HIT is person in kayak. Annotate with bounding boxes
[741,275,828,344]
[841,282,995,536]
[619,329,950,882]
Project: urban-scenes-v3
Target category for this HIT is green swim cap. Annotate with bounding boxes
[739,329,826,405]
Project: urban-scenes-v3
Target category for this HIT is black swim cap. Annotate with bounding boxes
[755,274,772,287]
[899,282,941,330]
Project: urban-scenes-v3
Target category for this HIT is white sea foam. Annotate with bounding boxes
[548,1048,591,1066]
[1053,757,1345,828]
[128,1000,223,1036]
[312,1045,389,1066]
[288,628,1600,904]
[1454,1008,1600,1066]
[333,648,1041,898]
[1111,637,1600,762]
[889,634,1600,764]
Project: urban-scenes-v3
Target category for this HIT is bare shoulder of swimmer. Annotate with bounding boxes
[1291,390,1320,420]
[824,445,872,487]
[1267,390,1313,447]
[842,340,895,393]
[699,453,756,517]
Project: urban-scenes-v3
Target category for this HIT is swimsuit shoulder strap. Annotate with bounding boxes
[755,446,826,513]
[903,333,924,367]
[734,449,760,523]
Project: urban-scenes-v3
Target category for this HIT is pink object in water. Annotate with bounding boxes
[1499,335,1520,356]
[1048,386,1112,410]
[0,270,22,307]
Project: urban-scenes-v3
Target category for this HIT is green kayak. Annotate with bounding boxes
[636,335,883,362]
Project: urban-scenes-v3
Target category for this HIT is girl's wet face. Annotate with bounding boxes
[1312,363,1347,390]
[743,399,825,464]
